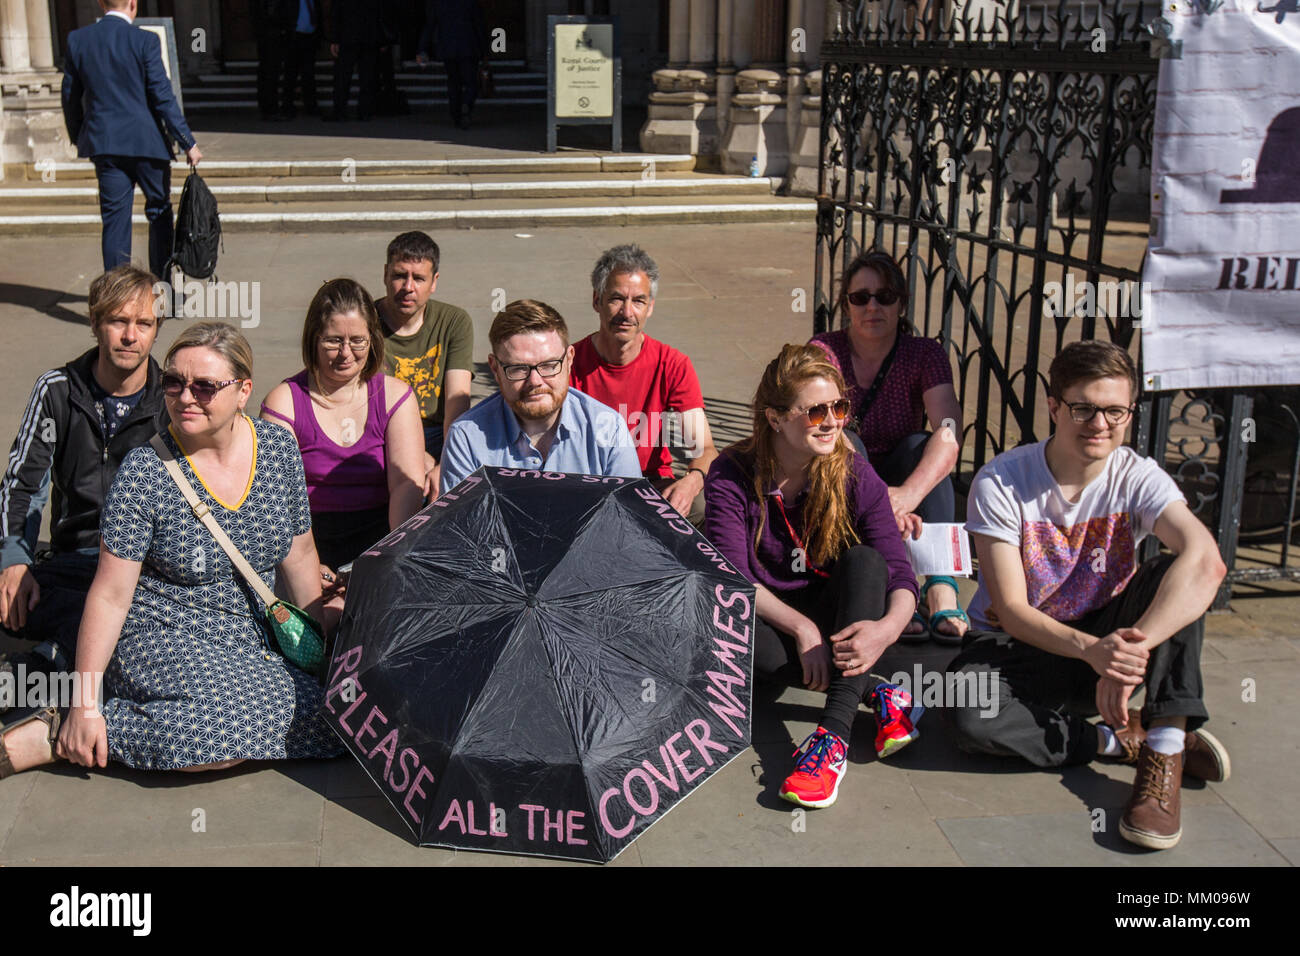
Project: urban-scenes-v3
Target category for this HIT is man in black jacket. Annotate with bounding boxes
[325,0,387,122]
[0,265,165,707]
[251,0,298,120]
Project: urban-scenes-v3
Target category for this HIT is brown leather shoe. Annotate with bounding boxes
[1112,709,1146,764]
[1183,727,1231,783]
[1120,743,1183,849]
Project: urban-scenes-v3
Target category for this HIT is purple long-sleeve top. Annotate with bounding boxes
[703,448,920,602]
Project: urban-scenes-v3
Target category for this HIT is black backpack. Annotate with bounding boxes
[169,171,222,280]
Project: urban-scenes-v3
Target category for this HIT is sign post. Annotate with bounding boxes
[547,15,622,153]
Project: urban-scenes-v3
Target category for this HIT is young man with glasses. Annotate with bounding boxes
[439,299,640,495]
[0,265,165,712]
[945,340,1231,850]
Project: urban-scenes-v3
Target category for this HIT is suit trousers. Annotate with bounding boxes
[333,43,379,118]
[280,32,319,112]
[94,155,173,279]
[443,55,479,123]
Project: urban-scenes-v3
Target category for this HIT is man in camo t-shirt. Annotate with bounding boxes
[374,231,474,498]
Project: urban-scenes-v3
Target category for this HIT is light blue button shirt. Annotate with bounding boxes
[439,387,641,495]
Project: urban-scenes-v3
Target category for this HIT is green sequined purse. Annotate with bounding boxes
[266,599,326,676]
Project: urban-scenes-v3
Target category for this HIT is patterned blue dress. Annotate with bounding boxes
[100,416,343,769]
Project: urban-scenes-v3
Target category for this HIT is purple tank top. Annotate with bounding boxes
[264,370,412,513]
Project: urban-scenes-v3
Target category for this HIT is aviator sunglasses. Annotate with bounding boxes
[846,288,901,307]
[781,399,852,426]
[161,373,243,403]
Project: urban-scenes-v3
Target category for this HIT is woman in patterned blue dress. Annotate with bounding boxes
[0,322,343,776]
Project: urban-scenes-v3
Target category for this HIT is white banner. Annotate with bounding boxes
[1142,1,1300,391]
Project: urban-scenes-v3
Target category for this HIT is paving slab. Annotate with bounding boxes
[1194,659,1300,842]
[0,762,327,863]
[1270,838,1300,866]
[630,748,963,867]
[18,844,321,867]
[937,805,1290,866]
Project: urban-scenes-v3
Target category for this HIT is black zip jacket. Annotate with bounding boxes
[0,348,165,568]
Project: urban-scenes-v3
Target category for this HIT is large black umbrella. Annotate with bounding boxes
[321,467,755,863]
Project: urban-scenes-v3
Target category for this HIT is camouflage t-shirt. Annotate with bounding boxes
[380,298,474,427]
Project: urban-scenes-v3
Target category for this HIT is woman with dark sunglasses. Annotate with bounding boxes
[703,344,923,809]
[0,322,344,779]
[809,250,968,644]
[261,279,425,575]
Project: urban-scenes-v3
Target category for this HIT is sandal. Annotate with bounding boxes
[0,706,60,779]
[899,610,930,643]
[921,576,970,645]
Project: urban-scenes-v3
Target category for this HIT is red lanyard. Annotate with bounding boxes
[772,492,831,579]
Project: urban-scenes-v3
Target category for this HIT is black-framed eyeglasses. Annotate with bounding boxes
[161,373,242,403]
[1064,401,1135,426]
[496,356,566,382]
[778,399,852,426]
[847,288,900,307]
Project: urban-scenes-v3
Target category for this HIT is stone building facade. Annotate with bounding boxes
[1,0,830,190]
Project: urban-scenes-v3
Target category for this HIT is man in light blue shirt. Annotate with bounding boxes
[440,299,641,494]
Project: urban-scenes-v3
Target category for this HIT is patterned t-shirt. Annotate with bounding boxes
[380,298,474,428]
[808,330,953,457]
[89,378,146,441]
[964,440,1185,629]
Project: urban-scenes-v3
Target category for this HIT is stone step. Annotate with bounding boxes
[10,154,696,182]
[216,59,531,72]
[185,81,543,95]
[0,174,775,207]
[183,95,544,109]
[0,194,815,234]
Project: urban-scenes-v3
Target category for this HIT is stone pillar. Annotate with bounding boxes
[0,0,71,171]
[784,0,805,171]
[687,0,716,69]
[639,67,718,164]
[730,0,753,68]
[715,0,735,139]
[1,0,31,72]
[667,0,690,68]
[720,68,787,176]
[786,68,821,196]
[24,0,52,69]
[751,0,784,65]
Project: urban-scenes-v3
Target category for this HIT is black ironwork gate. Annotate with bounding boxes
[814,0,1300,607]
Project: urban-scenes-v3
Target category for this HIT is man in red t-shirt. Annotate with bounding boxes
[570,244,718,520]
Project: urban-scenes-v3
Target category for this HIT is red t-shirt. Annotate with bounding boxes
[570,334,705,479]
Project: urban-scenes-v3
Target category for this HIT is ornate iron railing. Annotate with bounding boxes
[815,0,1300,606]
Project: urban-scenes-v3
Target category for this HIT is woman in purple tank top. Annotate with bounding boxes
[260,279,425,573]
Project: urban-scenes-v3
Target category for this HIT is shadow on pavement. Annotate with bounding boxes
[0,284,88,327]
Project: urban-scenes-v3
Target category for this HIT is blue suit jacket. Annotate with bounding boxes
[62,15,196,161]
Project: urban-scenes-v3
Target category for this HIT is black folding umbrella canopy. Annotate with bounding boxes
[321,467,755,863]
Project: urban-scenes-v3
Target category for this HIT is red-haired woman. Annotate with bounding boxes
[704,344,923,809]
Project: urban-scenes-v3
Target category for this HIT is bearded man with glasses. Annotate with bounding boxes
[439,300,640,495]
[945,340,1232,851]
[0,265,166,715]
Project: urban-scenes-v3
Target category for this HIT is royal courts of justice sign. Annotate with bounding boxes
[1142,1,1300,390]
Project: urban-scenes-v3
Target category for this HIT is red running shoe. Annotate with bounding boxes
[779,727,848,809]
[871,682,923,758]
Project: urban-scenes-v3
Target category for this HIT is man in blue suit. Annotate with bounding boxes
[62,0,203,279]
